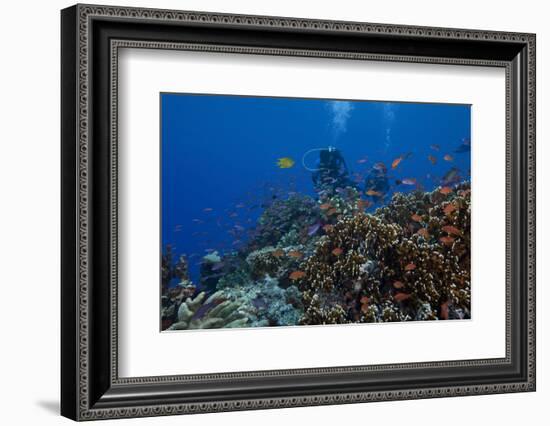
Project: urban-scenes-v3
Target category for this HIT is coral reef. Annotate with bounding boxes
[245,246,284,280]
[161,280,197,329]
[168,291,249,330]
[248,194,322,249]
[199,251,225,293]
[318,186,362,225]
[244,244,308,288]
[296,183,471,325]
[161,245,190,293]
[162,274,304,330]
[161,181,471,331]
[219,276,303,327]
[215,267,251,291]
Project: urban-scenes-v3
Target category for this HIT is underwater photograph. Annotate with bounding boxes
[160,93,471,331]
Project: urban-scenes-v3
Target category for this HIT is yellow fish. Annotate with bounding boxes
[276,157,295,169]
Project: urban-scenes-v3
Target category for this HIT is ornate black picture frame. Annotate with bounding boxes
[61,4,536,421]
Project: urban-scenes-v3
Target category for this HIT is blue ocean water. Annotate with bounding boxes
[161,94,470,284]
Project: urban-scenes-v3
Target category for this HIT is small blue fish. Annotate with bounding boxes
[192,300,225,320]
[211,262,225,271]
[307,222,321,236]
[252,297,268,310]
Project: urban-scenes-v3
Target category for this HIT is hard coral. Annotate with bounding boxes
[212,276,303,327]
[199,251,224,293]
[298,214,400,324]
[245,245,308,287]
[245,246,284,280]
[318,186,361,225]
[168,291,249,330]
[297,182,471,325]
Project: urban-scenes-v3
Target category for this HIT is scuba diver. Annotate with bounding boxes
[303,147,354,193]
[302,146,391,204]
[364,162,390,203]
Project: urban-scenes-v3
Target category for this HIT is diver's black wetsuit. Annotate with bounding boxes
[312,148,354,192]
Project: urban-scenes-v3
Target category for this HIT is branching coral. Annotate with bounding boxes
[245,245,308,288]
[297,182,471,325]
[318,186,362,225]
[297,214,401,324]
[245,246,284,280]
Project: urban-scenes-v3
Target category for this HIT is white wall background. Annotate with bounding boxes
[0,0,546,424]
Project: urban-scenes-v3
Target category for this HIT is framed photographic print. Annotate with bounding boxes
[61,4,536,421]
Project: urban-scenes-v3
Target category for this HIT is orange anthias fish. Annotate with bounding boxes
[319,203,332,210]
[443,154,454,162]
[439,236,455,245]
[440,301,449,320]
[366,189,383,197]
[394,292,411,302]
[288,250,303,259]
[327,208,339,216]
[391,156,403,169]
[289,270,306,280]
[360,296,370,313]
[428,155,437,165]
[271,249,286,258]
[439,186,453,195]
[417,228,430,238]
[441,225,463,236]
[322,224,334,233]
[393,281,405,289]
[411,214,423,222]
[404,262,416,271]
[332,247,344,256]
[357,199,371,210]
[443,203,457,215]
